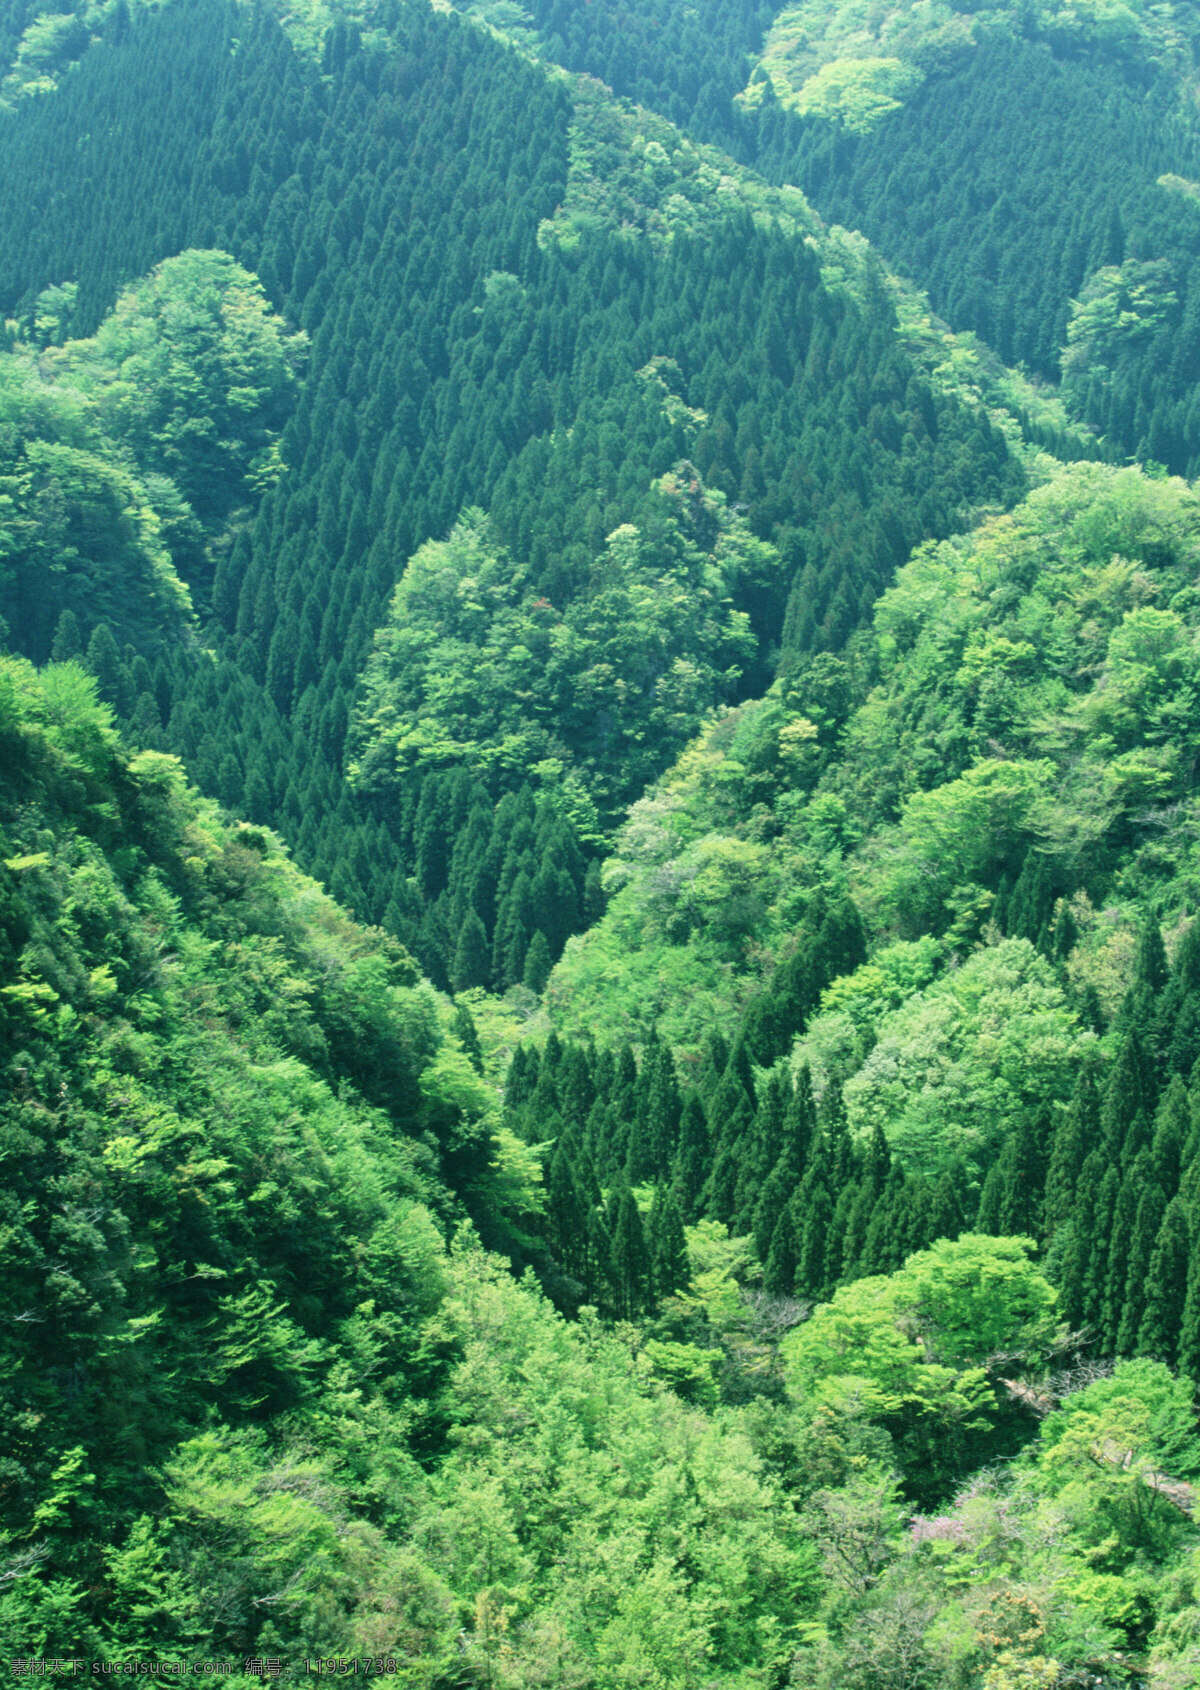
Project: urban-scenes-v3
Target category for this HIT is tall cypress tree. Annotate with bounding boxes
[796,1181,834,1300]
[1045,1069,1100,1236]
[650,1186,689,1300]
[1116,1184,1168,1356]
[1083,1162,1121,1333]
[610,1185,652,1320]
[1101,1157,1148,1352]
[547,1148,588,1283]
[451,909,492,992]
[1150,1074,1189,1195]
[996,1115,1043,1238]
[764,1203,800,1297]
[1138,1196,1190,1366]
[1100,1030,1154,1164]
[672,1092,710,1223]
[928,1160,969,1244]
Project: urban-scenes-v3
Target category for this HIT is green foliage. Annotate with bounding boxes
[830,938,1088,1174]
[11,2,1200,1677]
[351,476,759,821]
[55,249,305,528]
[784,1235,1060,1502]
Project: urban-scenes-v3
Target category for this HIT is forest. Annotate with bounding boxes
[5,0,1200,1684]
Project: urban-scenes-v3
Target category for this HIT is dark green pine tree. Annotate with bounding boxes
[1100,1029,1154,1165]
[1082,1162,1122,1334]
[1005,848,1056,946]
[995,1115,1043,1237]
[796,1181,834,1300]
[821,1079,854,1190]
[632,1038,682,1184]
[584,1207,612,1311]
[839,1179,877,1279]
[825,1179,858,1290]
[1150,1074,1190,1195]
[763,1202,800,1297]
[649,1186,689,1300]
[928,1160,970,1243]
[1161,921,1200,1076]
[893,1177,934,1261]
[1167,995,1200,1081]
[453,1000,484,1075]
[780,1064,816,1179]
[1044,1069,1100,1237]
[85,621,134,715]
[547,1148,588,1283]
[1137,1196,1190,1366]
[752,1156,797,1265]
[701,1058,756,1223]
[50,608,83,662]
[1116,1184,1168,1356]
[1133,912,1170,998]
[610,1184,653,1320]
[859,1163,903,1275]
[451,910,492,992]
[702,1139,742,1227]
[975,1161,1004,1236]
[1101,1157,1148,1353]
[555,1045,591,1132]
[696,1031,729,1109]
[817,893,869,981]
[1054,1148,1102,1330]
[522,929,553,993]
[733,1069,790,1231]
[1178,1197,1200,1377]
[671,1093,710,1223]
[860,1120,891,1203]
[504,1043,540,1110]
[1049,897,1078,964]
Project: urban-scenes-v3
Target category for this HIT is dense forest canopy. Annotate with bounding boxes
[5,0,1200,1682]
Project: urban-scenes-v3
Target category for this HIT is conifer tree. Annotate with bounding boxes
[1138,1196,1190,1366]
[547,1148,587,1281]
[781,1064,816,1180]
[825,1180,858,1290]
[752,1157,796,1264]
[1150,1074,1189,1194]
[649,1186,689,1300]
[672,1093,710,1223]
[523,929,553,994]
[1133,913,1170,998]
[610,1184,652,1320]
[86,621,134,715]
[975,1161,1004,1236]
[50,608,83,662]
[453,1000,484,1075]
[702,1140,742,1227]
[996,1115,1043,1237]
[584,1207,612,1310]
[1116,1184,1168,1355]
[764,1203,800,1297]
[1101,1158,1148,1352]
[1101,1030,1154,1163]
[929,1160,969,1244]
[796,1182,833,1299]
[857,1163,904,1275]
[1045,1069,1099,1236]
[452,910,492,992]
[839,1179,877,1278]
[1082,1162,1121,1333]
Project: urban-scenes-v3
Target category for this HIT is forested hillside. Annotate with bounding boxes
[6,0,1200,1681]
[491,0,1200,476]
[0,0,1024,994]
